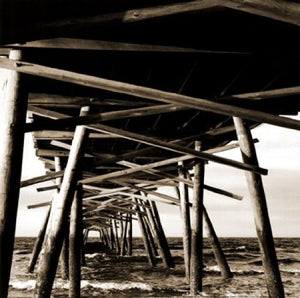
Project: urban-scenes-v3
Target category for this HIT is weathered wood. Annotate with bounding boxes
[135,200,157,267]
[34,107,90,298]
[149,201,175,268]
[203,206,232,279]
[9,37,246,54]
[28,93,152,107]
[55,157,69,281]
[120,215,129,256]
[28,207,51,273]
[0,56,300,130]
[21,171,64,188]
[220,0,300,27]
[179,164,191,283]
[190,141,204,295]
[26,103,188,132]
[233,117,284,297]
[36,1,219,31]
[0,49,28,298]
[34,130,119,140]
[24,108,260,174]
[113,220,121,254]
[145,200,174,268]
[69,185,83,298]
[127,214,133,256]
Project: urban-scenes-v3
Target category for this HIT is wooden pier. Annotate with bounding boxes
[1,1,300,297]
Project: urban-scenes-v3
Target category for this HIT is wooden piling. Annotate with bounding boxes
[69,185,83,298]
[55,157,69,280]
[28,207,51,273]
[135,200,157,267]
[0,49,28,298]
[113,220,121,254]
[34,106,90,298]
[233,117,284,297]
[178,163,191,283]
[190,141,204,295]
[203,206,232,279]
[150,201,174,267]
[144,200,173,268]
[127,213,133,256]
[120,214,129,255]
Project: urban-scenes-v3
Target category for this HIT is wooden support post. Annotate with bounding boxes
[190,141,205,295]
[135,199,157,267]
[34,106,90,298]
[55,157,69,280]
[28,207,51,273]
[113,220,120,254]
[109,224,115,251]
[69,185,83,298]
[81,229,87,266]
[142,211,159,258]
[150,201,174,267]
[203,206,232,279]
[120,215,129,256]
[178,163,191,283]
[233,117,284,297]
[127,213,133,256]
[145,200,174,268]
[0,49,28,298]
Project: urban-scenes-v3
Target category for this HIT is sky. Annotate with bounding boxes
[17,115,300,237]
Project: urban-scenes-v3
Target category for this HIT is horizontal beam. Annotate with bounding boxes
[220,0,300,27]
[35,0,219,30]
[26,103,187,132]
[33,130,119,140]
[1,57,300,131]
[84,123,267,176]
[8,37,246,55]
[26,105,266,175]
[21,171,64,187]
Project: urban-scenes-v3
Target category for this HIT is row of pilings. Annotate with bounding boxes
[0,49,285,297]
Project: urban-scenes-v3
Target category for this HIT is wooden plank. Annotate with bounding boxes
[1,57,300,131]
[35,1,219,31]
[221,0,300,27]
[28,93,153,107]
[34,130,117,140]
[26,103,188,132]
[8,37,247,55]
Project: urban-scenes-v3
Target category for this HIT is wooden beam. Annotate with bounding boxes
[190,141,204,294]
[26,103,187,132]
[85,123,268,175]
[233,117,284,297]
[21,171,64,188]
[1,57,300,130]
[34,130,116,140]
[220,0,300,27]
[8,37,247,55]
[35,1,219,31]
[0,50,28,298]
[28,93,153,107]
[69,185,83,298]
[34,107,90,297]
[179,164,191,283]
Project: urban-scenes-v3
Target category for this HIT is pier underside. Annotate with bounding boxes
[0,1,300,297]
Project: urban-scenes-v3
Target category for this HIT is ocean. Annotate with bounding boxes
[9,237,300,297]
